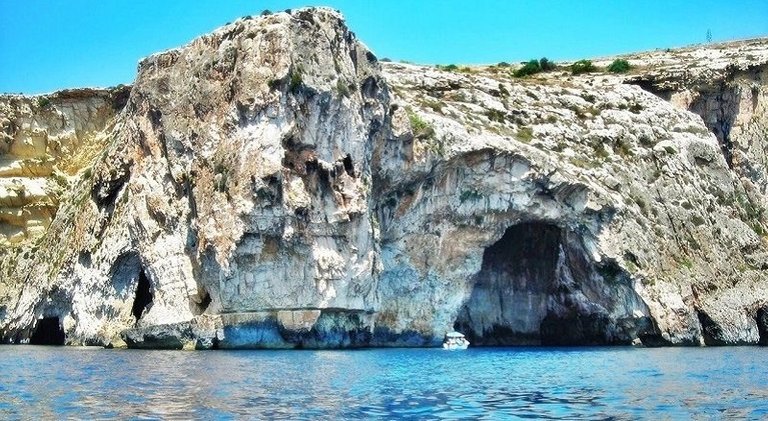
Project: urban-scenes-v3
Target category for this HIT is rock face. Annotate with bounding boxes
[0,8,766,348]
[0,88,128,246]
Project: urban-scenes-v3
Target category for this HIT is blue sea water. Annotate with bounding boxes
[0,346,766,419]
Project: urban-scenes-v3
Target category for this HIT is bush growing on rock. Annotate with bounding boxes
[608,59,631,73]
[485,109,506,122]
[513,57,556,77]
[516,126,534,142]
[289,70,303,93]
[336,80,350,97]
[513,60,541,77]
[539,57,556,71]
[407,108,435,139]
[267,78,281,90]
[571,60,597,75]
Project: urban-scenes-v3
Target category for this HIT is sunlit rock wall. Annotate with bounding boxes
[0,89,127,245]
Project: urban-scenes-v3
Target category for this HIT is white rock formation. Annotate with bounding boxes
[0,8,766,348]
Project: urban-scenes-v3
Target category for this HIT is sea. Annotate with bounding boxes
[0,345,766,419]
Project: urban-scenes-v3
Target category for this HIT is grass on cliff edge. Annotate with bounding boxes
[407,108,435,139]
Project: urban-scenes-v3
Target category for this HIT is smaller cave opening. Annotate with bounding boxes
[110,251,156,322]
[199,291,212,312]
[30,317,65,345]
[342,154,355,177]
[361,76,379,99]
[148,107,163,131]
[751,86,759,113]
[697,309,726,346]
[756,307,768,346]
[131,270,153,324]
[91,164,131,212]
[191,288,212,316]
[305,158,319,174]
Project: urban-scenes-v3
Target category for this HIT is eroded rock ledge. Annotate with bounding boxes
[1,8,766,349]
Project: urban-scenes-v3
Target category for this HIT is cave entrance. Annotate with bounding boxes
[30,317,65,345]
[131,269,153,323]
[454,222,563,345]
[454,221,647,346]
[111,252,154,325]
[190,288,212,316]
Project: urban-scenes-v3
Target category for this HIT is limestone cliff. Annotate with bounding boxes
[0,8,766,348]
[0,88,128,245]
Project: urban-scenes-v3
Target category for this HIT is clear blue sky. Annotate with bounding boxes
[1,1,767,94]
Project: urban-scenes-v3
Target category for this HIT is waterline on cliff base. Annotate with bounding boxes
[1,346,766,419]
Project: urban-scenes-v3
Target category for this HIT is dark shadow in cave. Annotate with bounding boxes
[756,307,768,346]
[342,154,355,177]
[132,270,153,323]
[454,222,562,346]
[29,317,65,345]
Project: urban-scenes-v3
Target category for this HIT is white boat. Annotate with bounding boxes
[443,331,470,349]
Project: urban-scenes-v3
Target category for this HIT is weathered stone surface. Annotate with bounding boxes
[0,8,766,348]
[0,87,128,246]
[121,322,195,350]
[119,310,373,349]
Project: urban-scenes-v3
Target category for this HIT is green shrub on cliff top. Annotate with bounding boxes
[571,60,597,75]
[607,59,631,73]
[539,57,556,71]
[513,57,556,78]
[514,60,541,77]
[438,64,459,71]
[36,96,51,108]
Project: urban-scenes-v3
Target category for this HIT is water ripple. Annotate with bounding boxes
[0,346,766,419]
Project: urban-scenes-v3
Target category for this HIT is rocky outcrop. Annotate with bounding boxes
[0,8,766,348]
[120,309,373,350]
[0,88,128,246]
[618,40,768,345]
[621,40,768,194]
[377,53,767,347]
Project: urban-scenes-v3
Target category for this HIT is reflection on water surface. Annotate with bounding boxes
[0,346,766,419]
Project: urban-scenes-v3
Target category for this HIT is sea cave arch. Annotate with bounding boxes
[110,251,154,324]
[453,221,648,346]
[30,317,65,345]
